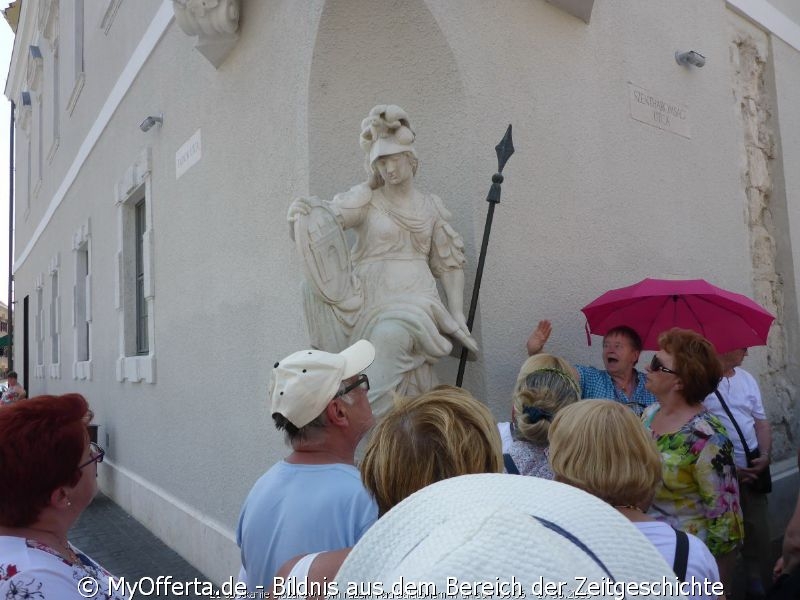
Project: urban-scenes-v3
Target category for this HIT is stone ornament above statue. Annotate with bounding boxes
[173,0,240,68]
[289,105,478,415]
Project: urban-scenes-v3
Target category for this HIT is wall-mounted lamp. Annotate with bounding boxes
[675,50,705,68]
[29,45,42,60]
[21,91,31,106]
[139,114,163,132]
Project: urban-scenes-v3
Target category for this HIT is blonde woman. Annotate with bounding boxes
[498,354,580,477]
[272,385,502,597]
[549,400,720,599]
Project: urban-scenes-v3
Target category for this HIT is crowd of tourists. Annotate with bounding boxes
[0,325,797,599]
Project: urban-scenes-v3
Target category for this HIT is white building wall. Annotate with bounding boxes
[6,0,800,583]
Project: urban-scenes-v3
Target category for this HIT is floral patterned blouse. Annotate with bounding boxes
[505,439,554,479]
[642,404,744,557]
[0,536,127,599]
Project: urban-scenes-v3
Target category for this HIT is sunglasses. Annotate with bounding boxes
[334,373,370,398]
[650,355,678,375]
[78,442,105,470]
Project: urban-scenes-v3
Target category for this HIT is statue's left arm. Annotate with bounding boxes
[429,195,479,354]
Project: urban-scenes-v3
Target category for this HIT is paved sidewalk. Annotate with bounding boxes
[71,493,210,599]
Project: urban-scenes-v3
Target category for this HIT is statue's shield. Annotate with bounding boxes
[294,204,356,304]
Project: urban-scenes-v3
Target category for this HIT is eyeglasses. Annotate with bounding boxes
[334,373,370,398]
[650,355,678,375]
[78,442,105,470]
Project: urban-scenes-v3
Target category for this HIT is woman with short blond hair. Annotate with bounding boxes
[361,385,502,515]
[549,399,661,506]
[549,400,720,599]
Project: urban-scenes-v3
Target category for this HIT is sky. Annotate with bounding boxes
[0,18,14,305]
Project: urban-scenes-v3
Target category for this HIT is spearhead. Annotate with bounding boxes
[495,124,514,173]
[487,125,514,204]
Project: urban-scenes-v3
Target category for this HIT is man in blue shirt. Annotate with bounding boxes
[237,340,379,591]
[526,320,656,415]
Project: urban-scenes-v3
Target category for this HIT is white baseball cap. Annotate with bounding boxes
[336,474,684,598]
[270,340,375,428]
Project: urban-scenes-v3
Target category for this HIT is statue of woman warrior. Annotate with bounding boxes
[289,105,478,415]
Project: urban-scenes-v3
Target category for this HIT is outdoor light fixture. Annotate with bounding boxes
[139,114,163,132]
[29,45,42,60]
[675,50,705,68]
[21,91,31,106]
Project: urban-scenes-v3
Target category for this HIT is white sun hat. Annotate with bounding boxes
[336,474,686,599]
[270,339,375,428]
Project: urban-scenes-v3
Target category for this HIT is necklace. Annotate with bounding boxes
[20,528,80,564]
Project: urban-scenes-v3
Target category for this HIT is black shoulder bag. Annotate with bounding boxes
[714,390,772,494]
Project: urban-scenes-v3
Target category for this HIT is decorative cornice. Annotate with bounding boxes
[115,148,152,204]
[172,0,240,68]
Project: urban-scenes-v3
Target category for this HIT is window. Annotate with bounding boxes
[76,243,90,362]
[26,131,32,217]
[66,0,85,114]
[135,199,148,355]
[49,44,60,159]
[115,149,155,383]
[0,321,7,333]
[46,255,62,378]
[37,94,43,187]
[50,270,60,368]
[74,0,84,78]
[73,221,92,380]
[35,282,44,376]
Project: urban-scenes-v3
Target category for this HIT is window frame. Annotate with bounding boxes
[115,148,156,383]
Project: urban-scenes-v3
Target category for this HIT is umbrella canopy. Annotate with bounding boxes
[581,278,774,354]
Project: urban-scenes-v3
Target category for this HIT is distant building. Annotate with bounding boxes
[4,0,800,583]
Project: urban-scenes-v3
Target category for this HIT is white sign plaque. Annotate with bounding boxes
[176,129,202,179]
[628,83,690,139]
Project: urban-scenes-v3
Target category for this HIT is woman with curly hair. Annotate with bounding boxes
[498,354,581,478]
[643,327,743,591]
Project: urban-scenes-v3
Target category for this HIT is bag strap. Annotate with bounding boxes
[503,453,520,475]
[673,528,689,582]
[714,390,753,457]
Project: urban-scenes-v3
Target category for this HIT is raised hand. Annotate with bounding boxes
[526,320,552,356]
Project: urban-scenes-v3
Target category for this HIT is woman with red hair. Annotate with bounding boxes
[0,394,126,599]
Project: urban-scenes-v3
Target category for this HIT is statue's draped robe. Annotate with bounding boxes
[303,183,466,413]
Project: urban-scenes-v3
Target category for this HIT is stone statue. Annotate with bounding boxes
[288,105,478,415]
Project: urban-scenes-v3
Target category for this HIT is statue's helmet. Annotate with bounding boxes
[359,104,417,165]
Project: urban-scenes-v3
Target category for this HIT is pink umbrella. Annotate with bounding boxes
[581,278,774,354]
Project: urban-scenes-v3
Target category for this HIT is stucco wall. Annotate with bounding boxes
[7,0,800,584]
